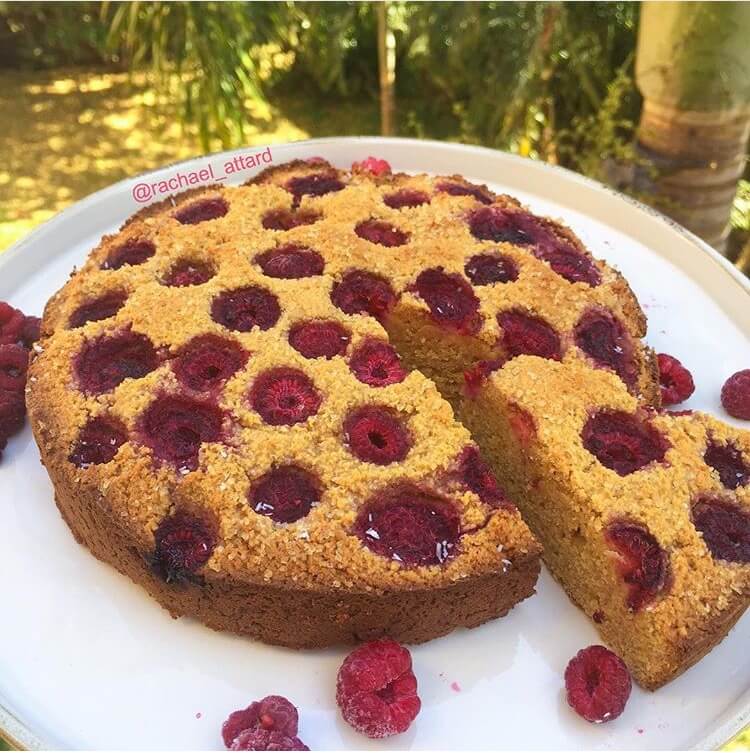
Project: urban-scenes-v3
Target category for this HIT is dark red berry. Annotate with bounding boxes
[464,253,519,286]
[173,334,248,392]
[349,339,407,387]
[463,359,503,398]
[352,156,392,176]
[249,465,321,524]
[413,267,481,335]
[286,171,344,206]
[657,353,695,405]
[288,320,350,360]
[69,291,128,329]
[0,390,25,443]
[344,406,411,465]
[162,260,215,287]
[565,645,632,723]
[173,197,228,225]
[331,270,397,321]
[153,508,217,581]
[355,219,409,247]
[75,331,159,395]
[457,445,511,508]
[103,239,155,270]
[575,309,637,390]
[139,394,225,471]
[69,415,128,468]
[468,207,537,245]
[692,494,750,563]
[721,370,750,420]
[261,208,320,231]
[533,242,601,286]
[222,695,299,748]
[582,410,668,476]
[211,286,281,333]
[605,521,670,611]
[437,180,493,204]
[0,302,25,346]
[230,729,309,751]
[507,402,537,447]
[19,316,41,348]
[383,189,430,209]
[255,244,325,279]
[250,367,321,426]
[336,639,421,739]
[704,439,749,490]
[498,310,562,361]
[0,344,28,393]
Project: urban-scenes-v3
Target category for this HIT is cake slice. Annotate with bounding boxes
[459,354,750,689]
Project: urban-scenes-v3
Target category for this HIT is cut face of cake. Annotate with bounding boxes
[459,355,750,689]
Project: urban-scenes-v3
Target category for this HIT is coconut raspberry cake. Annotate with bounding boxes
[459,354,750,689]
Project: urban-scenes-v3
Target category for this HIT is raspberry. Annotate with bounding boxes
[413,267,481,335]
[261,208,320,231]
[575,309,637,390]
[249,465,321,524]
[657,353,695,405]
[162,260,215,287]
[582,410,668,476]
[139,394,225,471]
[331,270,397,321]
[222,695,299,748]
[255,245,325,279]
[457,445,512,508]
[211,286,281,333]
[75,331,159,395]
[704,439,750,489]
[468,207,537,245]
[68,291,128,329]
[383,189,429,209]
[605,521,670,611]
[0,302,25,345]
[19,316,41,348]
[69,415,128,468]
[173,334,249,392]
[250,367,321,426]
[533,243,601,286]
[0,344,28,393]
[288,320,350,360]
[355,219,409,247]
[173,197,228,225]
[230,729,308,751]
[692,495,750,563]
[463,359,503,398]
[0,390,25,444]
[336,639,421,738]
[721,370,750,420]
[498,310,562,361]
[464,253,519,286]
[349,339,407,387]
[564,645,632,723]
[153,508,217,582]
[352,157,392,176]
[344,406,411,465]
[507,402,537,447]
[286,172,344,206]
[103,239,155,270]
[436,180,493,205]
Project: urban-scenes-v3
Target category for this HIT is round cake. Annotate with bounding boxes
[27,156,659,648]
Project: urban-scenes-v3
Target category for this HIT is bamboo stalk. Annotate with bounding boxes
[377,1,395,136]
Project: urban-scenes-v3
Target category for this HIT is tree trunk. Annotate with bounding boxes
[634,1,750,253]
[377,1,395,136]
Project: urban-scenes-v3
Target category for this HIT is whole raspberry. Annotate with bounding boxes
[19,315,41,348]
[261,208,320,231]
[344,405,411,465]
[249,465,321,524]
[704,439,749,490]
[383,189,429,209]
[0,390,25,445]
[222,695,299,748]
[0,344,29,393]
[250,367,321,426]
[230,729,309,751]
[564,645,632,724]
[721,370,750,420]
[657,353,695,405]
[464,253,519,286]
[255,245,325,279]
[153,508,217,582]
[349,339,407,387]
[336,639,421,738]
[582,410,668,476]
[331,270,397,321]
[173,334,249,393]
[352,156,392,176]
[286,172,344,206]
[288,320,350,360]
[75,331,159,395]
[68,291,128,329]
[69,415,128,468]
[102,239,155,270]
[498,309,562,361]
[575,309,637,390]
[436,180,493,205]
[173,197,228,225]
[211,286,281,333]
[457,445,512,508]
[355,219,409,247]
[692,495,750,563]
[162,260,215,287]
[413,267,482,335]
[0,302,25,345]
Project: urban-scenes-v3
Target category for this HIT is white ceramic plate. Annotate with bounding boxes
[1,137,749,751]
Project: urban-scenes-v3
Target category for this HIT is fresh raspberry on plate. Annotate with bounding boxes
[721,369,750,420]
[222,695,300,748]
[657,353,694,406]
[352,157,392,176]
